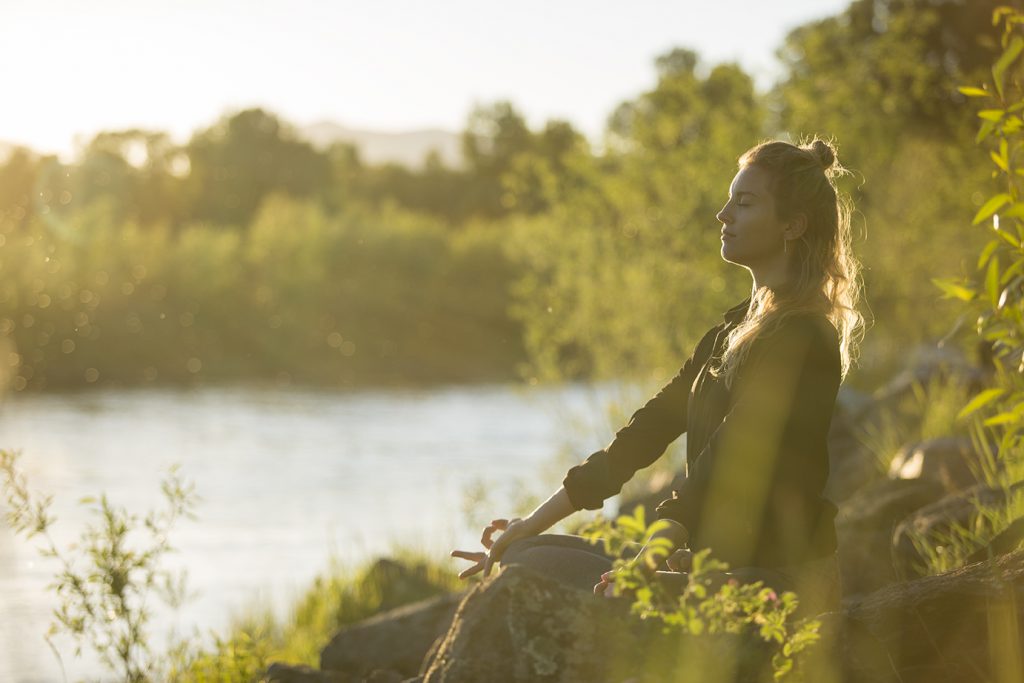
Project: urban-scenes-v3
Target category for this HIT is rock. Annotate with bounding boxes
[264,663,344,683]
[892,482,1024,580]
[355,558,454,614]
[421,564,806,683]
[887,436,980,492]
[867,345,991,419]
[967,515,1024,564]
[841,548,1024,683]
[836,477,946,597]
[321,591,464,679]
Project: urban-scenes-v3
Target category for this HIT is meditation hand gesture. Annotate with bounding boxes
[450,517,538,580]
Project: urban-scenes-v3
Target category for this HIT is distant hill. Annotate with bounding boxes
[300,122,464,171]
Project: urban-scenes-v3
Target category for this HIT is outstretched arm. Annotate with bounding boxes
[562,326,720,511]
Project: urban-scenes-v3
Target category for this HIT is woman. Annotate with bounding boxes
[452,137,864,617]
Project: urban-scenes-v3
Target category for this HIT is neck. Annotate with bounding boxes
[748,255,793,294]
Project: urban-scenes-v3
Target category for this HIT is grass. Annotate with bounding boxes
[165,548,462,682]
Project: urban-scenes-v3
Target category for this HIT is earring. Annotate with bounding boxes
[783,239,788,255]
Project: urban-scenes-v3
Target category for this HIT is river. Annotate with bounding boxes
[0,381,646,682]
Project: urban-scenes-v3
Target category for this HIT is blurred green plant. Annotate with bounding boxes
[906,8,1024,680]
[921,4,1024,566]
[580,506,822,681]
[164,550,461,682]
[0,449,197,683]
[854,374,975,476]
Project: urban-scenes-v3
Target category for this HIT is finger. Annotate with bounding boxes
[480,519,508,549]
[593,580,606,596]
[450,550,486,562]
[458,562,484,580]
[482,551,495,578]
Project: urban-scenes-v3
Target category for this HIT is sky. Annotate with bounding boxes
[1,0,851,160]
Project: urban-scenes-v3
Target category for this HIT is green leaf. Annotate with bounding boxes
[993,6,1015,26]
[977,119,998,143]
[932,277,977,301]
[979,109,1006,122]
[992,150,1009,171]
[986,257,1001,306]
[983,412,1020,427]
[978,239,1001,269]
[1001,259,1024,285]
[994,226,1022,247]
[958,86,991,97]
[957,388,1005,420]
[974,194,1012,225]
[993,36,1024,99]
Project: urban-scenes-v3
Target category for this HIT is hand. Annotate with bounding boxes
[593,570,634,599]
[593,570,616,597]
[450,517,537,580]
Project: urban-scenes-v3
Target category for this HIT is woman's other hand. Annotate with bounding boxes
[450,517,537,580]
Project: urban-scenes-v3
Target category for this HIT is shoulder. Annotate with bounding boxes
[748,313,840,372]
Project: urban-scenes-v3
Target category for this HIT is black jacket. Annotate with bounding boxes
[562,296,841,569]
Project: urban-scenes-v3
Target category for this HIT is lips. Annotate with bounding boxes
[721,231,735,239]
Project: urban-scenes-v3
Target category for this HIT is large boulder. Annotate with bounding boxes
[835,477,946,596]
[320,591,464,679]
[421,564,816,683]
[420,552,1024,683]
[264,663,345,682]
[841,548,1024,683]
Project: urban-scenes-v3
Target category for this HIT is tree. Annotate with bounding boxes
[184,108,331,227]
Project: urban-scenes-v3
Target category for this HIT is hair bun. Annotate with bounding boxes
[808,139,836,172]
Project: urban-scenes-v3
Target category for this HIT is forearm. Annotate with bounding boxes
[521,486,576,534]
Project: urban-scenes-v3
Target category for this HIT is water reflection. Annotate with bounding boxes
[0,381,631,682]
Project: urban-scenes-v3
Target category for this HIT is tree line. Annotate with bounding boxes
[0,0,1006,391]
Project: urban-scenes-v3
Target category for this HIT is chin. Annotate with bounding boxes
[720,245,744,267]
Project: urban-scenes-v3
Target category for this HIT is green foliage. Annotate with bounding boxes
[164,551,461,682]
[0,195,525,390]
[0,449,197,683]
[902,5,1024,579]
[580,506,822,681]
[855,374,976,476]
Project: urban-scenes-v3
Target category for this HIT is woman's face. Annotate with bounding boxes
[716,165,788,269]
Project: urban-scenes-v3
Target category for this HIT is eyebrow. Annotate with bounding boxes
[730,190,759,199]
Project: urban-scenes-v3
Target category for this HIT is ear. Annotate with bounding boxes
[785,213,808,240]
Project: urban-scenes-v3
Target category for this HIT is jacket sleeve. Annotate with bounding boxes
[654,316,841,538]
[562,327,719,511]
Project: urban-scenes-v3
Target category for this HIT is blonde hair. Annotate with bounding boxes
[711,136,865,389]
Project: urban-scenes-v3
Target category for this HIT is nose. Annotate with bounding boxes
[716,203,730,225]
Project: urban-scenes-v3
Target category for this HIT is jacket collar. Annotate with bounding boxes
[723,296,752,325]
